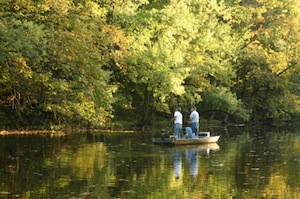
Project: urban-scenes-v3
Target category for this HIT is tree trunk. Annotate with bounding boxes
[140,89,153,127]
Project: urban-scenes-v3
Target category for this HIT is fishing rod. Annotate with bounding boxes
[166,125,173,134]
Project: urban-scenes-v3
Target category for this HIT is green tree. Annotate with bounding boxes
[110,0,195,125]
[236,0,300,121]
[0,16,48,124]
[181,0,251,121]
[111,0,253,125]
[1,0,300,129]
[0,0,118,128]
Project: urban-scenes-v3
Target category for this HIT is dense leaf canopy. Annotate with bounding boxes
[0,0,299,128]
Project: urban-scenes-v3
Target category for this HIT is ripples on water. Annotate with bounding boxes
[0,127,299,198]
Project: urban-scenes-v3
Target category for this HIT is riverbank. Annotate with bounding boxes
[0,128,141,136]
[0,129,68,135]
[1,119,295,136]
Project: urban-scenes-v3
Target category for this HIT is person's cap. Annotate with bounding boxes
[177,107,181,112]
[191,106,196,110]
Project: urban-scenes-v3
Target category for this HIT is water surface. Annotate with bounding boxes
[0,127,299,198]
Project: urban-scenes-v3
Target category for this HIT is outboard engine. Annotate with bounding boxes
[160,129,170,138]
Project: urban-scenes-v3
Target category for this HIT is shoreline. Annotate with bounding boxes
[0,128,149,136]
[0,129,65,135]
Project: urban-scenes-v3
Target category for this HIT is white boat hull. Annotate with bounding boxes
[152,135,220,145]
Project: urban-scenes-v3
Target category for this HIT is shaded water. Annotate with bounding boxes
[0,127,299,198]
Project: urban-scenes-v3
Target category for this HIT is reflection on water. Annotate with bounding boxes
[186,148,199,177]
[0,128,299,198]
[174,149,181,179]
[174,143,220,179]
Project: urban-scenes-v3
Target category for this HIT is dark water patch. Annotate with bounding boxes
[0,129,299,198]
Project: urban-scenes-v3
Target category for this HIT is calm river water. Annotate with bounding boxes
[0,126,299,198]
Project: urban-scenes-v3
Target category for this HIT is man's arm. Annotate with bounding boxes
[187,112,192,124]
[172,116,177,122]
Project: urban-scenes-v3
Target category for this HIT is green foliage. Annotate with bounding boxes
[0,17,48,118]
[0,0,117,128]
[1,0,300,129]
[235,0,300,120]
[202,86,250,121]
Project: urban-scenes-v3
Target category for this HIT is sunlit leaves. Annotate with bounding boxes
[1,0,300,127]
[0,0,119,127]
[0,17,48,118]
[121,3,195,116]
[43,2,117,126]
[235,0,300,120]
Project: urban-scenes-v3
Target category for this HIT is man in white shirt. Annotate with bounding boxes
[172,107,183,138]
[188,106,199,136]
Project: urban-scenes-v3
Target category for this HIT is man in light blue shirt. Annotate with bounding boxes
[188,106,199,136]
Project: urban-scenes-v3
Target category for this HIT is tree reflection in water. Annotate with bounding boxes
[0,130,299,198]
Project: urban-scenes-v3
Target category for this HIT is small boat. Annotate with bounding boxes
[152,132,220,146]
